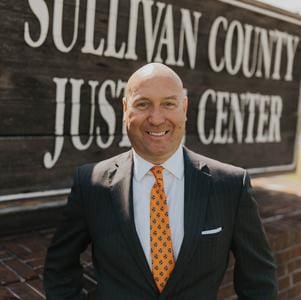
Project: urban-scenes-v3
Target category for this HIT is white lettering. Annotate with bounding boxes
[177,9,202,69]
[208,16,227,72]
[53,0,80,52]
[124,0,142,60]
[197,89,283,145]
[70,79,96,150]
[43,78,67,169]
[285,35,300,81]
[154,5,176,65]
[81,0,105,55]
[104,0,126,58]
[225,21,244,75]
[143,0,166,62]
[24,0,49,47]
[96,80,117,148]
[197,89,215,144]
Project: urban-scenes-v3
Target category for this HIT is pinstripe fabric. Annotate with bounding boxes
[44,148,277,300]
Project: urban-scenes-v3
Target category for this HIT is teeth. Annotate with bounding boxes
[148,131,166,136]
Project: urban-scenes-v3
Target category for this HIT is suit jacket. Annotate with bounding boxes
[44,148,277,299]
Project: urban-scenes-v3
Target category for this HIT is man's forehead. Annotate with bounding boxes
[125,63,183,96]
[127,79,182,101]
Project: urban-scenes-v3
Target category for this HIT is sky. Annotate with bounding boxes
[257,0,301,14]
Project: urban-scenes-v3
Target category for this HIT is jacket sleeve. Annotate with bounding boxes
[231,171,278,300]
[44,167,91,300]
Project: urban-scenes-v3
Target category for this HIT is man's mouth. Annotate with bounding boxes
[147,131,169,136]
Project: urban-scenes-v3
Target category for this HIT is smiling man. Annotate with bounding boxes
[44,63,277,300]
[123,63,187,164]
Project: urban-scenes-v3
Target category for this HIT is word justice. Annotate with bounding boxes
[24,0,201,68]
[198,89,283,145]
[43,77,130,169]
[44,78,283,169]
[208,16,299,81]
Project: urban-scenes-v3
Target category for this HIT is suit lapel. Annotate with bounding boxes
[162,149,212,296]
[109,151,156,290]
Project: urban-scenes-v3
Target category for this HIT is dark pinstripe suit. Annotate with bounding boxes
[44,148,277,299]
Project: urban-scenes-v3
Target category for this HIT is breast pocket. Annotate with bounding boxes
[195,226,230,271]
[201,226,223,236]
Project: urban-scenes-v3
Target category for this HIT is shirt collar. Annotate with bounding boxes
[133,146,184,181]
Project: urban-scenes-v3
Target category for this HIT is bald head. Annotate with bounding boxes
[125,63,185,99]
[122,63,188,164]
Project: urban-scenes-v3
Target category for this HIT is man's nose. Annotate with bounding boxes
[147,107,165,125]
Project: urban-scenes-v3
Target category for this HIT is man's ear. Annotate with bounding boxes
[183,96,188,115]
[122,97,127,121]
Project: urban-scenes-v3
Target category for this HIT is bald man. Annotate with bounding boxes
[44,63,277,299]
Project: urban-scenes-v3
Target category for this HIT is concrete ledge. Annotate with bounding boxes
[0,196,66,236]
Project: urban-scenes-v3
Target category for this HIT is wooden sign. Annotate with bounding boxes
[1,0,301,201]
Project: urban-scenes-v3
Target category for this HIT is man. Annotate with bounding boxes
[44,63,277,299]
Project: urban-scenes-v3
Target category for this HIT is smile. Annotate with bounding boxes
[147,131,168,136]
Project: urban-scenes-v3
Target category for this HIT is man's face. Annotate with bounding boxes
[123,68,188,164]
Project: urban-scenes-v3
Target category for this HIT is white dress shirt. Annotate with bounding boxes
[132,146,185,268]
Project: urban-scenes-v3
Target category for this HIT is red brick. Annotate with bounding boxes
[293,271,301,284]
[288,283,301,299]
[0,286,19,299]
[0,248,14,260]
[8,282,44,300]
[221,268,234,286]
[17,237,48,253]
[277,264,287,277]
[217,284,235,299]
[26,258,45,270]
[278,276,290,291]
[82,274,97,293]
[39,230,55,243]
[228,253,235,268]
[4,259,38,281]
[288,257,301,273]
[0,263,20,285]
[276,248,293,265]
[34,266,44,277]
[291,244,301,258]
[270,231,293,252]
[278,290,289,300]
[26,278,45,295]
[3,242,31,257]
[84,265,96,280]
[17,251,46,261]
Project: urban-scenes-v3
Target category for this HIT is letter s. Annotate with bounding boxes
[24,0,49,47]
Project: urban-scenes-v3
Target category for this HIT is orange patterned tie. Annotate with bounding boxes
[150,166,175,292]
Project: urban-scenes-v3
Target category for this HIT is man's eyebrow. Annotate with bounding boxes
[132,96,149,102]
[163,95,178,100]
[131,95,179,102]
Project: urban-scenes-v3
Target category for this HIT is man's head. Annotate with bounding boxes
[123,63,188,164]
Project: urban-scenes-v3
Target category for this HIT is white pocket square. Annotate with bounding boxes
[201,227,222,235]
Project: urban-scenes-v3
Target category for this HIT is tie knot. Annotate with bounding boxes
[150,166,164,181]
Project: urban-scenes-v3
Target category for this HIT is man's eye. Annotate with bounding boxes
[135,102,149,109]
[164,102,177,108]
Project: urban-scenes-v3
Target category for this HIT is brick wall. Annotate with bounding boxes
[218,188,301,300]
[1,187,301,299]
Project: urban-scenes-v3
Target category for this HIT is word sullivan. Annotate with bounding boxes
[24,0,201,68]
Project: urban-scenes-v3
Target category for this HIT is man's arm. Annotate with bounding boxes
[231,171,277,300]
[44,167,91,300]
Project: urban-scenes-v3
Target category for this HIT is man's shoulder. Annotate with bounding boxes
[184,147,246,179]
[76,150,132,183]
